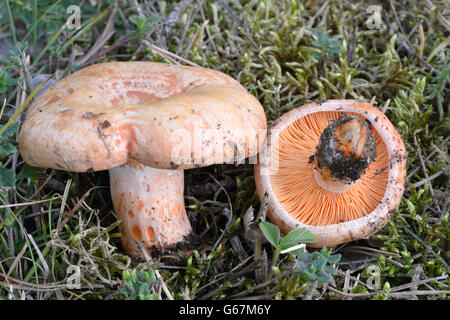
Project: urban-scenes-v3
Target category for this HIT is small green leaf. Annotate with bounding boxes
[129,15,140,25]
[311,28,342,59]
[0,121,20,138]
[16,164,46,181]
[271,266,281,277]
[146,16,160,24]
[316,271,332,283]
[0,140,17,157]
[324,264,339,275]
[0,167,15,187]
[259,221,280,248]
[0,70,16,94]
[288,248,305,256]
[147,293,158,300]
[296,251,312,261]
[139,283,150,298]
[312,256,327,271]
[4,213,15,227]
[326,253,342,264]
[320,247,330,257]
[297,262,309,274]
[279,228,317,250]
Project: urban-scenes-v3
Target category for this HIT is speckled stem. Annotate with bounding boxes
[109,162,192,259]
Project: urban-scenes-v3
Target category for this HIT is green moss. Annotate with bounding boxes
[0,0,448,300]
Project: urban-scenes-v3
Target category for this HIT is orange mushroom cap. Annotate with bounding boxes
[19,62,267,259]
[254,100,406,247]
[19,62,266,172]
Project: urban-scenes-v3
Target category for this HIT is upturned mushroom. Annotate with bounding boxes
[19,62,267,259]
[254,100,406,247]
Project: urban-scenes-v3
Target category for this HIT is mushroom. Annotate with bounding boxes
[19,62,267,259]
[254,100,406,247]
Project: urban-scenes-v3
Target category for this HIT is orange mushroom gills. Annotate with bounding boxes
[255,100,407,248]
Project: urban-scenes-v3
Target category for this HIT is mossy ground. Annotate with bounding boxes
[0,0,448,300]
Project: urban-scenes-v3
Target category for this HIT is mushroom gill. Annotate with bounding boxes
[269,111,389,226]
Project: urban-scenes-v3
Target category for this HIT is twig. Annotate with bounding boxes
[5,243,28,278]
[306,0,329,28]
[418,24,425,67]
[343,246,402,258]
[53,151,74,171]
[328,285,450,298]
[19,49,32,96]
[406,20,423,40]
[131,0,145,18]
[138,246,174,300]
[388,290,450,298]
[182,19,209,58]
[341,248,404,268]
[337,269,382,292]
[226,269,294,299]
[75,4,118,65]
[143,40,200,67]
[24,170,55,202]
[0,274,104,292]
[406,136,449,180]
[346,28,358,63]
[410,264,422,299]
[411,171,444,189]
[0,198,53,209]
[389,274,448,292]
[230,235,247,260]
[24,209,61,221]
[97,126,112,156]
[164,0,194,36]
[327,286,376,298]
[176,1,202,56]
[382,14,434,71]
[396,33,434,71]
[343,269,351,296]
[389,0,406,35]
[26,233,50,277]
[207,172,234,252]
[305,281,318,300]
[26,232,63,299]
[67,44,77,75]
[398,222,450,273]
[57,178,72,230]
[56,186,106,234]
[426,36,450,63]
[198,0,218,53]
[86,35,134,65]
[237,26,259,51]
[414,136,436,197]
[195,255,256,294]
[216,0,245,27]
[381,99,390,113]
[154,270,174,301]
[423,0,450,32]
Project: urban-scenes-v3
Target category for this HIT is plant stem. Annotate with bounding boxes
[269,248,280,278]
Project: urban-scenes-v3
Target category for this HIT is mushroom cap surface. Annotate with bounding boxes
[19,62,267,172]
[254,100,407,247]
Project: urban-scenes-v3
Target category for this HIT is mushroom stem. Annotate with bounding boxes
[313,115,377,193]
[109,161,192,258]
